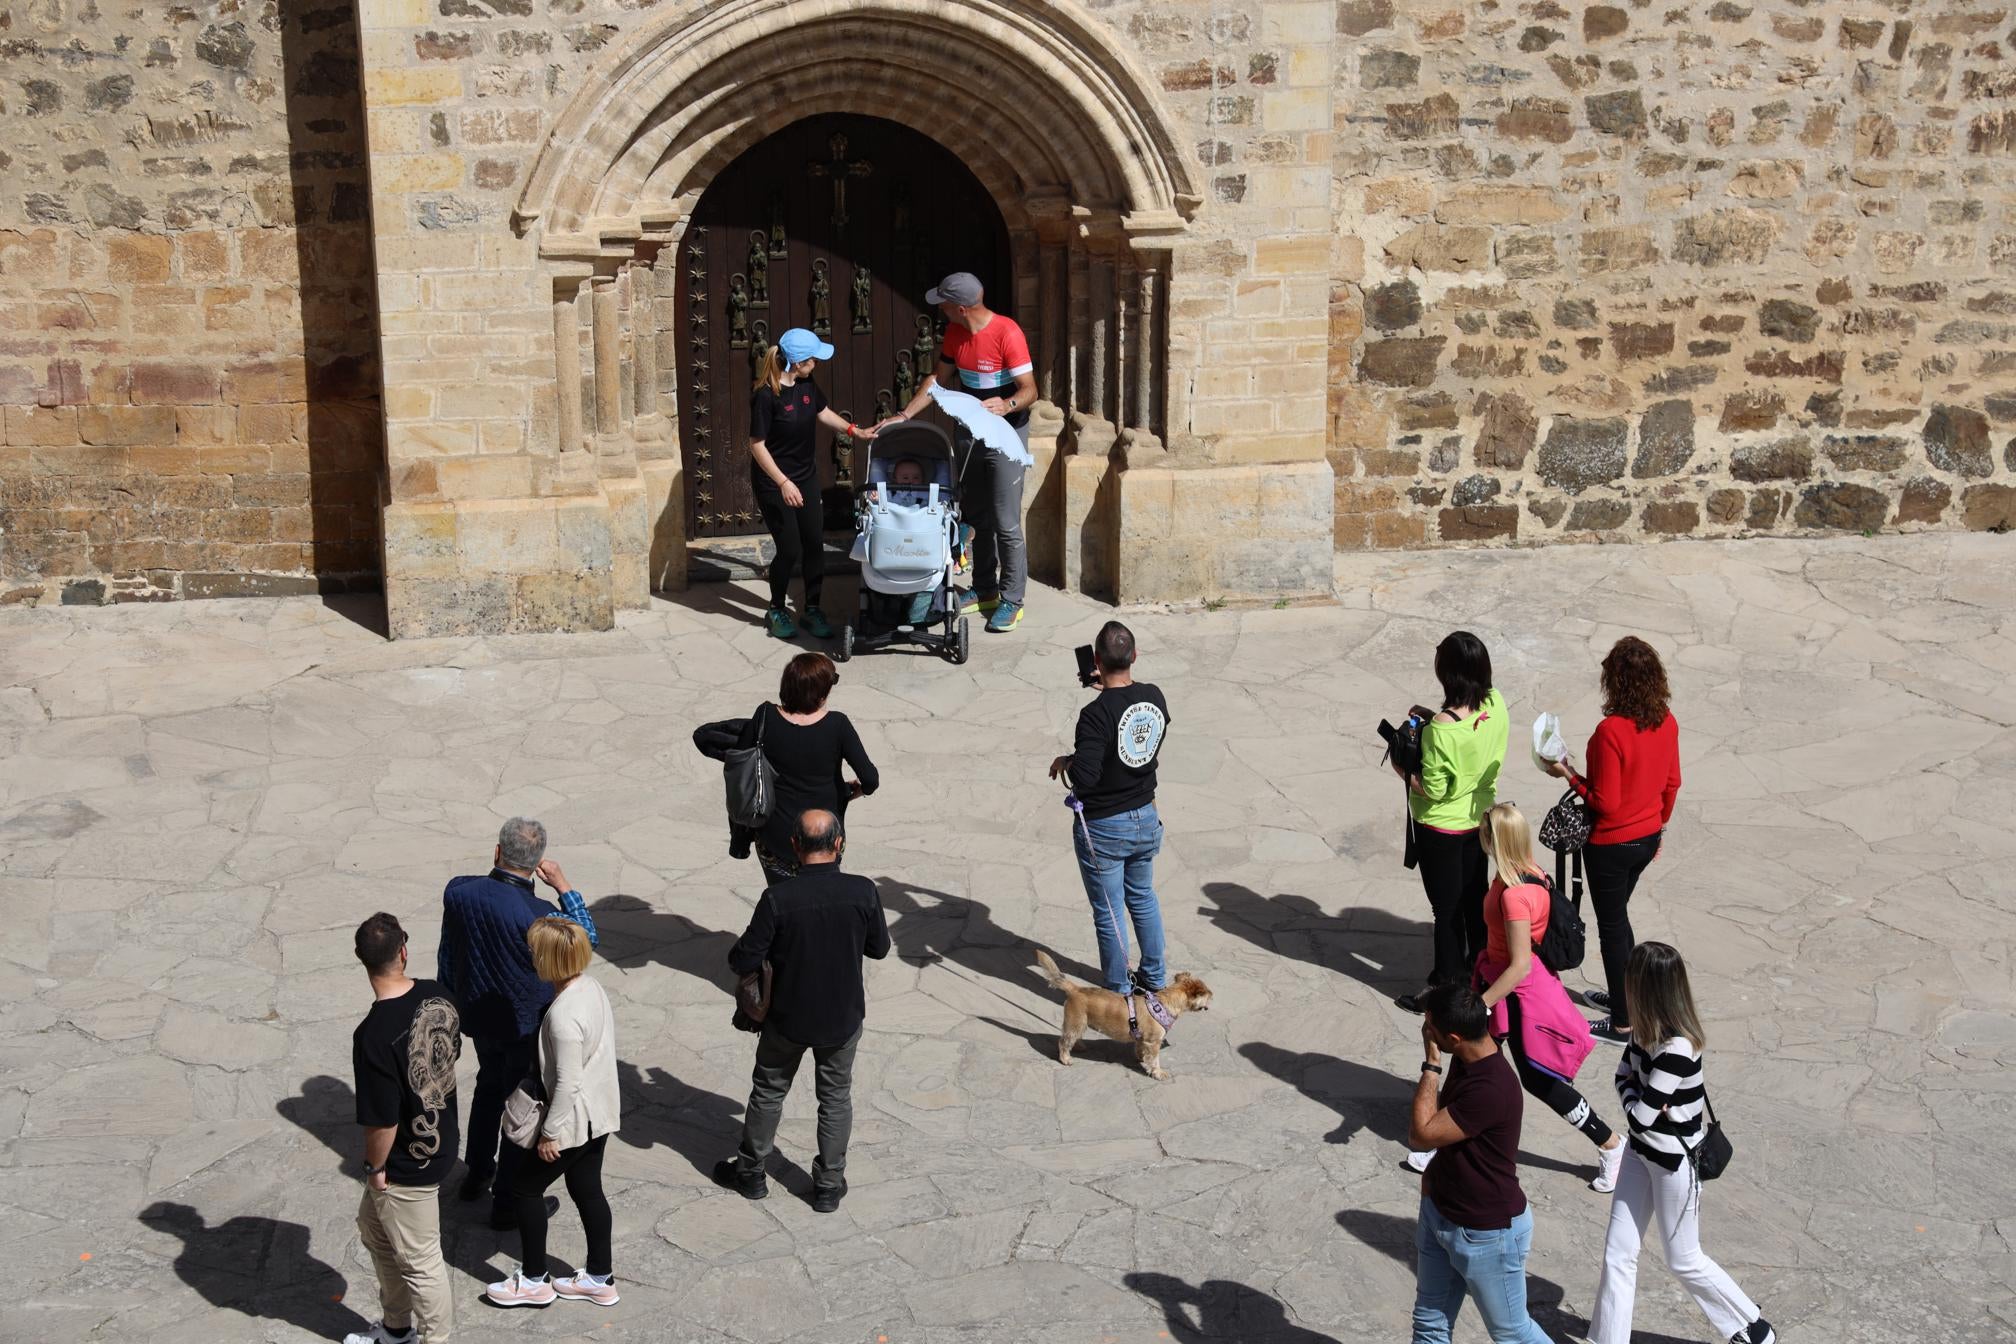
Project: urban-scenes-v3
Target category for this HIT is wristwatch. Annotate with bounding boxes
[1420,1061,1443,1075]
[361,1161,382,1177]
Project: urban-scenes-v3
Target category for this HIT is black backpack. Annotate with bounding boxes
[1533,857,1587,974]
[722,706,776,829]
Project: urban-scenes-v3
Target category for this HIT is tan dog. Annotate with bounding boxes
[1031,949,1212,1080]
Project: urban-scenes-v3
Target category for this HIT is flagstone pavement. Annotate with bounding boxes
[3,533,2014,1344]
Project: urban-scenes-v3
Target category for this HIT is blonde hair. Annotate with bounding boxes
[1480,802,1547,883]
[527,915,591,983]
[752,344,787,395]
[1625,942,1707,1050]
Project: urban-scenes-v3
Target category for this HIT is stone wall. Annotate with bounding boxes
[1330,0,2016,550]
[0,1,381,605]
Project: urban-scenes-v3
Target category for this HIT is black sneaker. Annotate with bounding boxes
[458,1167,491,1202]
[1591,1017,1632,1044]
[711,1157,768,1201]
[1394,992,1426,1015]
[811,1178,848,1213]
[1583,988,1612,1009]
[1731,1319,1775,1344]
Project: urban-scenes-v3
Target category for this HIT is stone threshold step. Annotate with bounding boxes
[686,532,860,584]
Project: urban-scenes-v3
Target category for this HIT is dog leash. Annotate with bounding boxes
[1063,775,1172,1041]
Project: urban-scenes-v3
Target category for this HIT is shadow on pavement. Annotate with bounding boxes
[138,1201,366,1340]
[1124,1270,1343,1343]
[975,1014,1140,1069]
[1200,884,1435,999]
[877,873,1102,990]
[588,896,739,994]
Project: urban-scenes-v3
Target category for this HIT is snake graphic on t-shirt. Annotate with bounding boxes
[403,996,461,1160]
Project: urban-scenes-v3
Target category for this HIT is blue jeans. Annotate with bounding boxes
[1413,1197,1551,1344]
[1071,802,1167,994]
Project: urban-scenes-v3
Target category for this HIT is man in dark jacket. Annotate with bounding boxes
[437,816,597,1229]
[713,809,890,1213]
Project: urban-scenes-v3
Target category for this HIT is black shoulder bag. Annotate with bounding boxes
[1687,1090,1733,1181]
[722,705,777,830]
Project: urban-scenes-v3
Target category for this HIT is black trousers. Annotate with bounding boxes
[756,486,824,611]
[1502,993,1614,1148]
[466,1033,535,1212]
[1414,825,1488,987]
[1583,832,1662,1029]
[510,1132,612,1278]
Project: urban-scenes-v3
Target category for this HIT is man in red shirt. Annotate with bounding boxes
[890,272,1037,633]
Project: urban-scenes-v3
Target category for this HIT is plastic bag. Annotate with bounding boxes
[1532,712,1567,772]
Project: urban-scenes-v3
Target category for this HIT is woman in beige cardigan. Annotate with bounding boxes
[486,917,622,1309]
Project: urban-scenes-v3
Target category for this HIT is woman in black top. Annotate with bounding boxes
[750,327,872,642]
[736,651,879,885]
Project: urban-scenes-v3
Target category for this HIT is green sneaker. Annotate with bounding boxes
[957,591,999,616]
[802,607,834,639]
[765,608,798,639]
[985,599,1024,633]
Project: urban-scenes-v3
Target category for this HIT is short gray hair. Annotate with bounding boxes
[497,817,547,871]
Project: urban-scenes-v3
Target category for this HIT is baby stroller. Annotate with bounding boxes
[836,419,969,664]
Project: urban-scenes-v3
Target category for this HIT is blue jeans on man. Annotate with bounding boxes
[1412,1196,1552,1344]
[1070,802,1167,994]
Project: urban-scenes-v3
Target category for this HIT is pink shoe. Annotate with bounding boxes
[553,1270,621,1305]
[485,1270,556,1307]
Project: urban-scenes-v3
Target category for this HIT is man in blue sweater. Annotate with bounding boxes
[437,816,597,1229]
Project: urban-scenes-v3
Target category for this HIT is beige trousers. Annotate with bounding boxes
[356,1182,453,1341]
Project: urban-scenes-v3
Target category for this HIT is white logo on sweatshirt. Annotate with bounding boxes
[1116,701,1166,769]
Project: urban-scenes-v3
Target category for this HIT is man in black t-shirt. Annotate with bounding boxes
[1048,621,1172,997]
[1406,983,1551,1344]
[348,912,459,1344]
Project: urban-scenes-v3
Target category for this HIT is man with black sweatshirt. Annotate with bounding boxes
[715,809,890,1213]
[1048,620,1172,997]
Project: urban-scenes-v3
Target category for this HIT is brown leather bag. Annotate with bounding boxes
[732,961,772,1033]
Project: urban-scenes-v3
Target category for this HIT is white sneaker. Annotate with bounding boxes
[1404,1149,1436,1173]
[1591,1140,1625,1193]
[485,1269,557,1307]
[343,1326,416,1344]
[552,1269,621,1305]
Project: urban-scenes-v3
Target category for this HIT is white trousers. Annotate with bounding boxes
[1588,1147,1759,1344]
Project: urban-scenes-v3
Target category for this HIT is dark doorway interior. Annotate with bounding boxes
[673,114,1013,539]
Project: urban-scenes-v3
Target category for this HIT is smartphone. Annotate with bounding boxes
[1074,644,1097,688]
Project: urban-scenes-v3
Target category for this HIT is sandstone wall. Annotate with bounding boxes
[0,1,381,605]
[1330,0,2016,550]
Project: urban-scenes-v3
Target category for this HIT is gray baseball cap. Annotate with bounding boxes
[925,271,983,306]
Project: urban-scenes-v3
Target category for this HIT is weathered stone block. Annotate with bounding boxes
[1632,400,1695,478]
[1720,391,1784,432]
[1731,438,1813,482]
[1538,417,1627,493]
[1366,281,1421,331]
[1759,299,1820,343]
[1498,97,1573,143]
[1896,476,1952,524]
[1566,498,1631,530]
[1360,338,1445,387]
[1924,405,1992,477]
[1707,488,1745,524]
[1794,482,1886,530]
[1610,322,1674,362]
[1822,435,1908,473]
[1527,496,1567,527]
[1439,504,1518,540]
[1673,210,1782,266]
[1384,225,1490,272]
[1961,484,2016,531]
[1641,500,1699,534]
[1586,90,1647,137]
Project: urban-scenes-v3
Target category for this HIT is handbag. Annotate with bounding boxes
[501,1069,547,1149]
[731,960,773,1034]
[722,706,777,829]
[1687,1091,1733,1181]
[1538,785,1594,853]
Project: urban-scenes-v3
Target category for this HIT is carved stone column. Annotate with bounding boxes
[1132,261,1159,438]
[632,265,657,418]
[591,277,622,441]
[1038,240,1067,408]
[553,288,584,454]
[1067,244,1091,424]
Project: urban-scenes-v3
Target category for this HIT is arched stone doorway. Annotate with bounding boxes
[673,114,1013,540]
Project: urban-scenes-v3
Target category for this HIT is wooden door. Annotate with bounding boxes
[674,114,1014,538]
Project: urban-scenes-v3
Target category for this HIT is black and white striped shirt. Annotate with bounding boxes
[1614,1035,1706,1170]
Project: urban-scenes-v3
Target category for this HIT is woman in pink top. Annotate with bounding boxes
[1541,637,1681,1043]
[1473,803,1624,1193]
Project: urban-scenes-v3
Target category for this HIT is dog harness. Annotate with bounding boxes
[1064,785,1176,1042]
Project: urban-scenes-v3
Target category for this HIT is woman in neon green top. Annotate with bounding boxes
[1393,631,1508,1014]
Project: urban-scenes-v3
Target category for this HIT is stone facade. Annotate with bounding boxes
[6,1,2013,628]
[1330,0,2016,548]
[0,2,382,605]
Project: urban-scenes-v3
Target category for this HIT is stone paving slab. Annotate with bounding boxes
[3,534,2015,1343]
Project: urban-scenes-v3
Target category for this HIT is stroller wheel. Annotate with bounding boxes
[949,616,970,665]
[837,625,854,662]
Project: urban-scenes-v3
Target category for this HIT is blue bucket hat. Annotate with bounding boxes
[778,327,835,364]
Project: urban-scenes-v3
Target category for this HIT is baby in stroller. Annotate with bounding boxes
[837,420,971,664]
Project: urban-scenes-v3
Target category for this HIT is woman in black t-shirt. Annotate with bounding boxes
[750,327,872,642]
[736,651,880,885]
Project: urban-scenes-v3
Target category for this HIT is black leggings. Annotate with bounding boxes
[511,1133,611,1278]
[1415,825,1488,987]
[756,486,824,611]
[1501,993,1613,1148]
[1583,832,1661,1029]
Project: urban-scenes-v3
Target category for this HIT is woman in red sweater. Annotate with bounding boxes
[1542,637,1680,1043]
